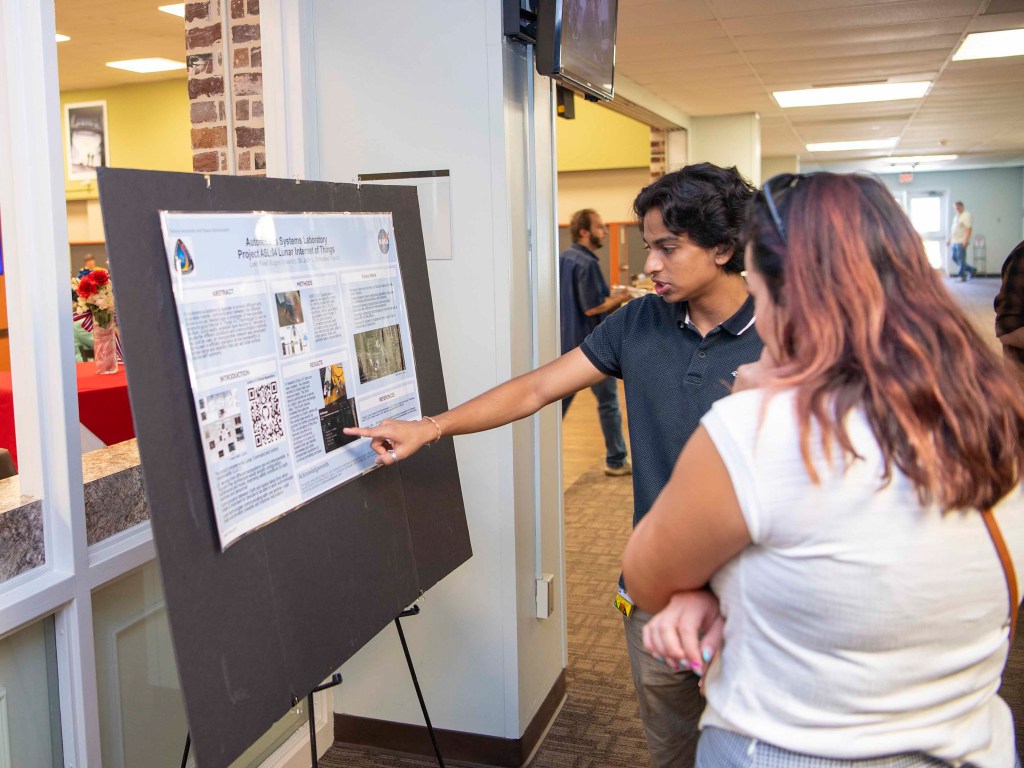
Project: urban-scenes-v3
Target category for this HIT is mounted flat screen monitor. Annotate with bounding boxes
[535,0,618,101]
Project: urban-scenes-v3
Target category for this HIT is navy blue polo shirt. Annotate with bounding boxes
[560,243,610,355]
[581,293,763,526]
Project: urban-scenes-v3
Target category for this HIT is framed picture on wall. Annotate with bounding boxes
[65,101,109,181]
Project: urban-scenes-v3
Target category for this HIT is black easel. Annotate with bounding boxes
[395,605,446,768]
[180,604,445,768]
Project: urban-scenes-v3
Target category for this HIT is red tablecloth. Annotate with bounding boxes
[0,363,136,468]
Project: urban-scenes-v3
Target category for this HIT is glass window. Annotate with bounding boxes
[0,616,63,767]
[57,0,191,546]
[909,196,941,235]
[93,561,307,768]
[922,239,944,270]
[0,205,35,585]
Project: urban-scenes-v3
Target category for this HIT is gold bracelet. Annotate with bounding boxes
[423,415,443,445]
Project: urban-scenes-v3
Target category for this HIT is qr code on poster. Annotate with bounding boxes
[247,379,285,449]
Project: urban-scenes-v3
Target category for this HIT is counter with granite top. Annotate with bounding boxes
[0,474,43,583]
[0,439,149,582]
[82,440,148,545]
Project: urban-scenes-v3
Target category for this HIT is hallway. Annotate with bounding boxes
[323,278,1021,767]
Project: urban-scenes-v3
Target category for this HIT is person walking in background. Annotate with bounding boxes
[948,199,976,281]
[346,164,764,767]
[996,239,1024,369]
[560,208,631,475]
[624,173,1024,767]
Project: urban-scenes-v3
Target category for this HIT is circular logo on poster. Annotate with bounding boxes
[377,229,390,255]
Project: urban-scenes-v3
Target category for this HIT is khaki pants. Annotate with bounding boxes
[624,608,704,768]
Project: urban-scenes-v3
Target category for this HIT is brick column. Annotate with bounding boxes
[650,127,667,182]
[229,0,265,174]
[185,0,265,176]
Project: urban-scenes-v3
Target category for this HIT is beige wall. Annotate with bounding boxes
[66,199,105,243]
[762,155,800,180]
[690,113,762,186]
[557,167,651,225]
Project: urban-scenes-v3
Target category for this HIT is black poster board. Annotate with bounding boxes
[97,169,471,768]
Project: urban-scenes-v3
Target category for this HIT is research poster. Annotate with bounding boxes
[159,212,421,548]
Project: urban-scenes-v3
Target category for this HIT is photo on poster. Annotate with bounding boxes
[275,290,309,357]
[354,324,406,384]
[247,377,286,449]
[320,362,347,405]
[319,363,358,453]
[65,101,108,181]
[198,388,246,462]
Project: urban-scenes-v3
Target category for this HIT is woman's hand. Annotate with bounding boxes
[642,589,724,680]
[733,345,781,392]
[343,418,438,464]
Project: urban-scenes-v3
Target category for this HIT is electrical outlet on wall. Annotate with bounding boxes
[536,574,555,619]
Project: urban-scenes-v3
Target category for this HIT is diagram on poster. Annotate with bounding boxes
[160,212,421,548]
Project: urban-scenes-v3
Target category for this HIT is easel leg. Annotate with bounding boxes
[395,609,445,768]
[180,731,190,768]
[299,672,344,768]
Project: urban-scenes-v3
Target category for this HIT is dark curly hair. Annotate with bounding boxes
[632,163,756,274]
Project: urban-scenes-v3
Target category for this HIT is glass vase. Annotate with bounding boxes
[94,323,118,374]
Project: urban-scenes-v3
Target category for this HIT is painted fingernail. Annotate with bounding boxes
[653,655,665,663]
[702,647,713,664]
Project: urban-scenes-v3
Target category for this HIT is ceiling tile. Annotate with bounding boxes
[743,35,961,63]
[732,19,970,52]
[708,0,921,19]
[617,0,716,29]
[718,0,978,36]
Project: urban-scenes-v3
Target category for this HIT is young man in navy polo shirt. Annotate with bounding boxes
[346,163,764,767]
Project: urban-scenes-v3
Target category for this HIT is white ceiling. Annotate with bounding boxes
[616,0,1024,170]
[52,1,1024,171]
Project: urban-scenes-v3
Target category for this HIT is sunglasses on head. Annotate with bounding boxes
[761,172,806,244]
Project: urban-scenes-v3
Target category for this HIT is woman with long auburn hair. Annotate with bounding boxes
[622,173,1024,767]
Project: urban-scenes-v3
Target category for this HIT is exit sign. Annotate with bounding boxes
[899,172,914,183]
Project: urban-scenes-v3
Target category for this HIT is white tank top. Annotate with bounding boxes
[700,388,1023,767]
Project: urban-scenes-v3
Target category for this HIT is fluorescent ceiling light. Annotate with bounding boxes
[774,81,930,108]
[953,28,1024,61]
[158,4,186,17]
[806,138,899,153]
[106,57,186,73]
[883,155,958,164]
[55,33,70,42]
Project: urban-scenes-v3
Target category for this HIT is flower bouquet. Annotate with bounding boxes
[72,268,118,373]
